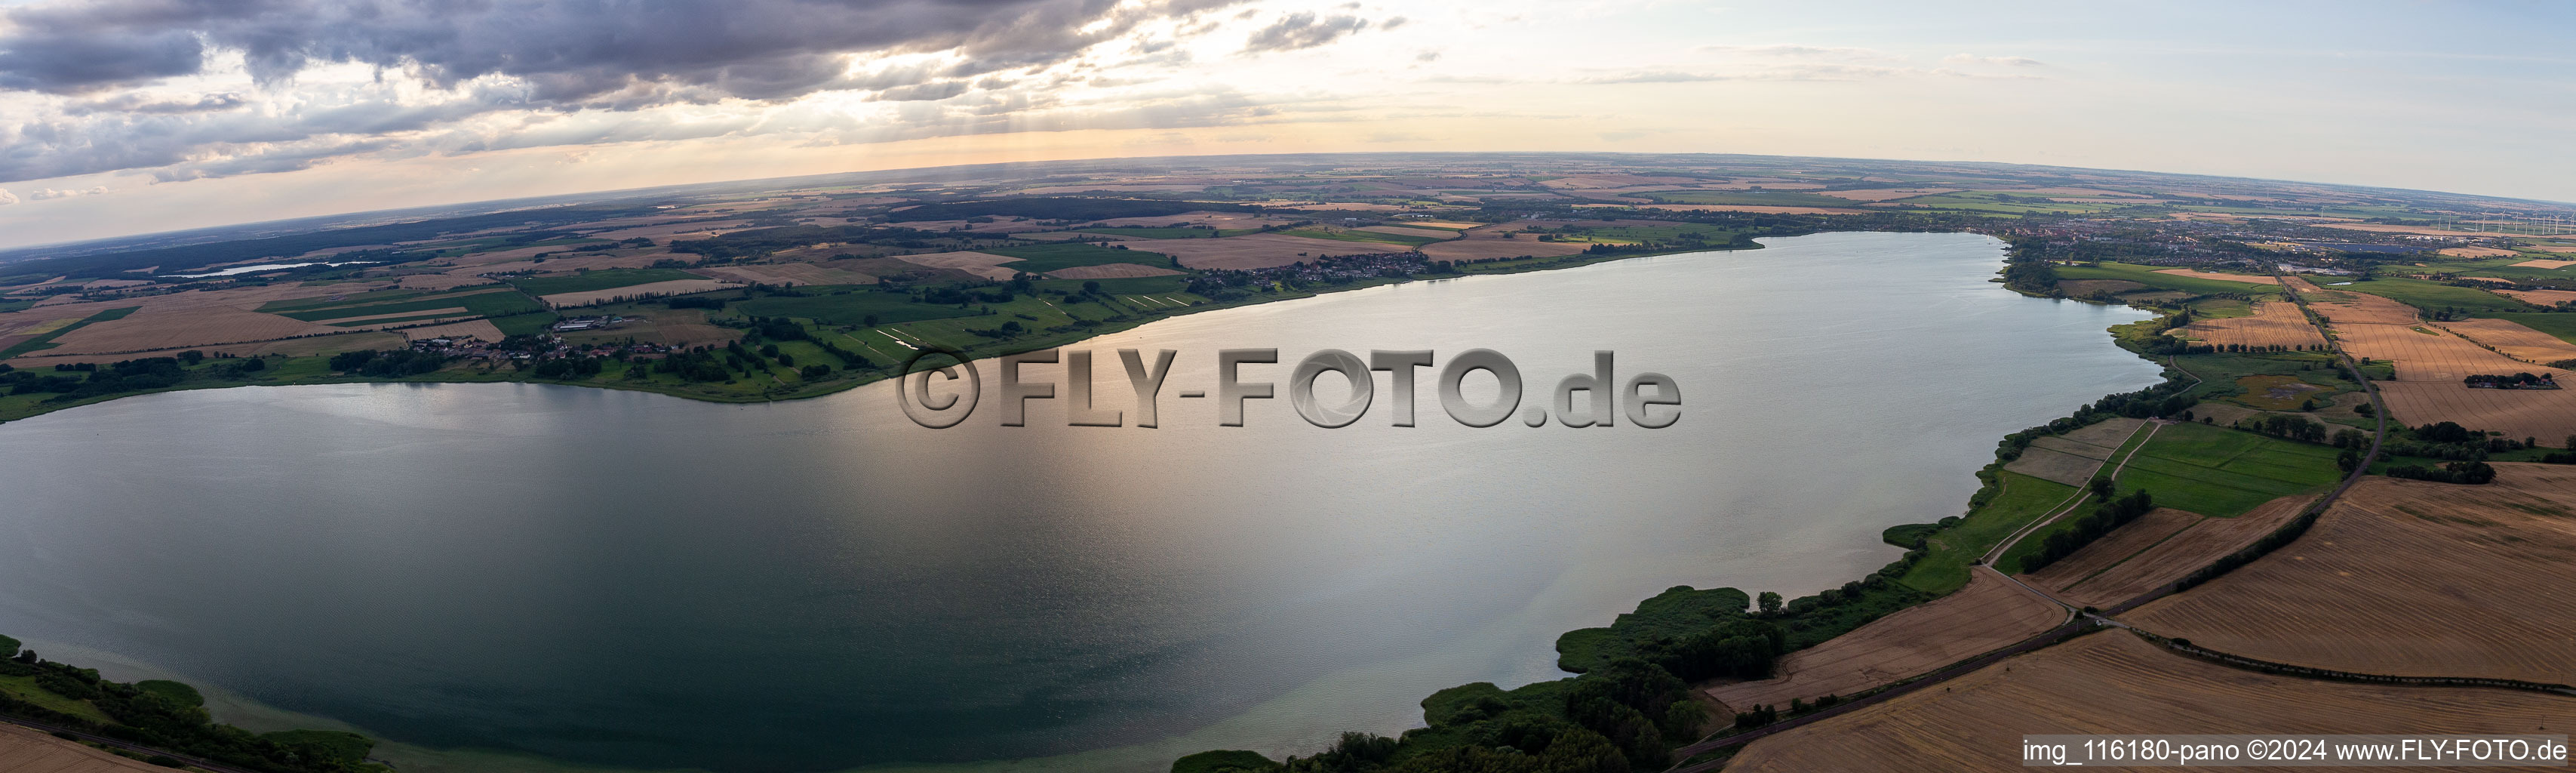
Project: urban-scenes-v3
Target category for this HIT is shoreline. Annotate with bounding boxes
[0,230,2134,773]
[0,241,1769,426]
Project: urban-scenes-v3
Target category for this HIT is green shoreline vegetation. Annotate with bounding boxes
[1167,222,2495,773]
[0,209,1985,425]
[0,634,385,772]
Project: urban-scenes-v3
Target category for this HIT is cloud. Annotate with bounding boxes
[1944,54,2046,67]
[27,186,108,199]
[1243,12,1373,53]
[65,91,249,115]
[1576,69,1727,84]
[1701,44,1894,60]
[0,0,1242,105]
[0,189,17,205]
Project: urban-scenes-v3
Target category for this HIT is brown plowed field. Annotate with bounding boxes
[2035,494,2310,609]
[1726,632,2576,772]
[2439,318,2576,364]
[2171,300,2325,349]
[2438,246,2520,258]
[2126,466,2576,685]
[1703,571,2062,713]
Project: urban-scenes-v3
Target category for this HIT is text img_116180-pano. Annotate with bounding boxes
[897,347,1681,430]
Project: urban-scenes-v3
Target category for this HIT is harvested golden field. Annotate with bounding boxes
[1044,263,1182,279]
[1726,632,2574,772]
[2439,318,2576,365]
[2038,494,2309,609]
[1391,220,1482,229]
[42,306,333,356]
[2170,300,2324,350]
[2152,267,2278,285]
[693,263,879,286]
[887,251,1026,280]
[2305,289,2421,325]
[2378,381,2576,441]
[0,722,168,772]
[2126,466,2576,685]
[541,279,742,308]
[2496,288,2576,307]
[2003,445,2107,486]
[2439,246,2521,258]
[1704,571,2062,713]
[2337,322,2550,381]
[2510,258,2576,269]
[1355,225,1459,239]
[1116,233,1412,269]
[2018,507,2202,596]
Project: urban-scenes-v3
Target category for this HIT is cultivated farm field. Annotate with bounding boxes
[1703,571,2063,714]
[1724,632,2575,772]
[2170,300,2325,350]
[2124,465,2576,685]
[2021,494,2312,609]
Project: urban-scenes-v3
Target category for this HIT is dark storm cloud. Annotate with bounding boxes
[1241,11,1371,53]
[0,0,1241,104]
[0,28,205,93]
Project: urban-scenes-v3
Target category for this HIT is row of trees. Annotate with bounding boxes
[2018,490,2157,573]
[0,637,380,772]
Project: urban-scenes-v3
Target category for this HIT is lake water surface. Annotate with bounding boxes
[0,232,2157,772]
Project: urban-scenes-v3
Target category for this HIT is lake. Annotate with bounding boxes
[0,232,2159,773]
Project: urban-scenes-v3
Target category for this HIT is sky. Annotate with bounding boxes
[0,0,2571,249]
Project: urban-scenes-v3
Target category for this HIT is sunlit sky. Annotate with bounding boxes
[1,0,2570,249]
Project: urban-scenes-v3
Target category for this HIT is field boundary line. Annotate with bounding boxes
[1984,420,2163,569]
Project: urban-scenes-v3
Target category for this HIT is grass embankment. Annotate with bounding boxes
[1892,472,2075,595]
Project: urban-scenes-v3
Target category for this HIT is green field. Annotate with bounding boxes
[733,286,985,326]
[2098,420,2341,518]
[505,268,705,296]
[2488,313,2576,346]
[0,305,139,359]
[2055,262,2282,295]
[2330,277,2536,315]
[1896,471,2080,595]
[981,242,1176,273]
